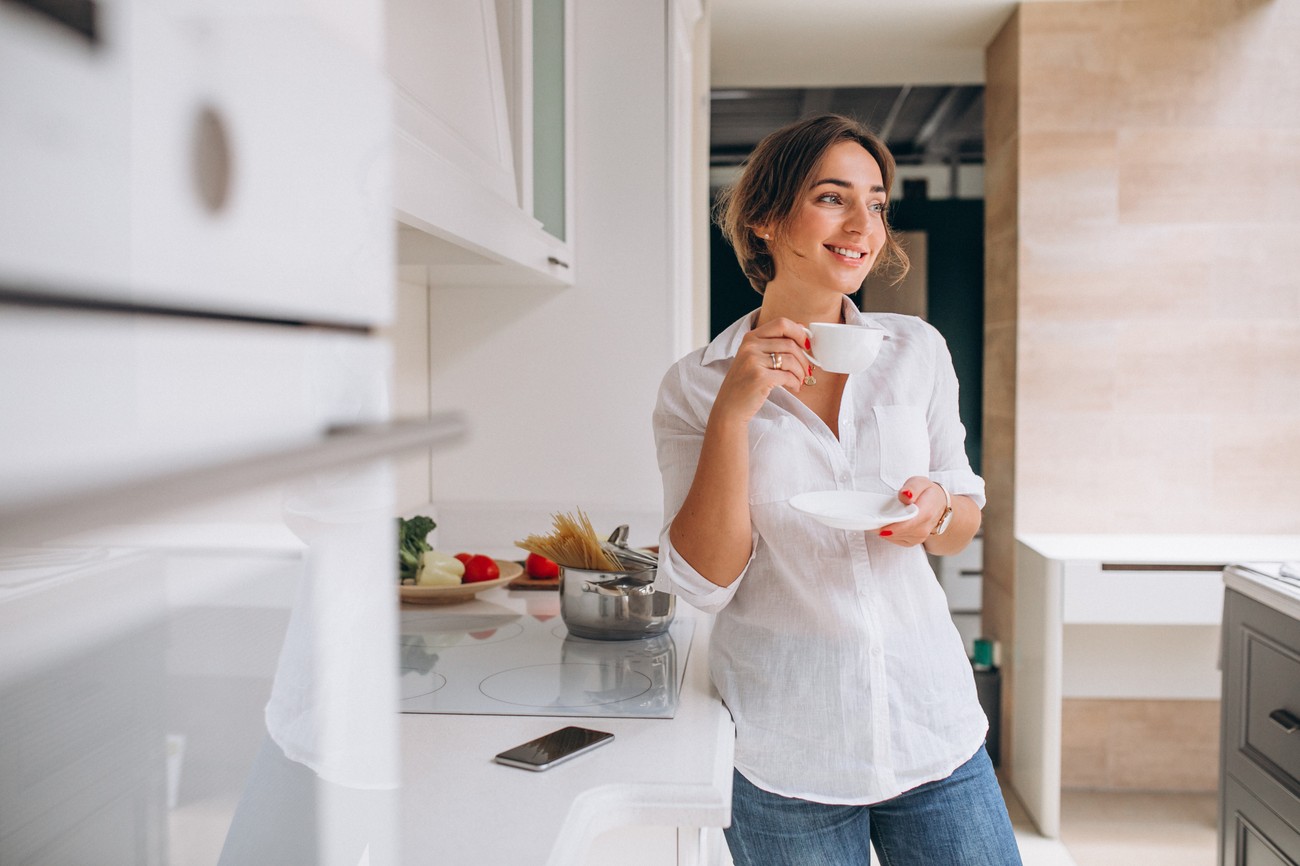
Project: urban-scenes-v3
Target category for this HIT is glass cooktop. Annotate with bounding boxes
[398,608,694,719]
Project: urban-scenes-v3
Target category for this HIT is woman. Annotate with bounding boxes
[652,115,1022,865]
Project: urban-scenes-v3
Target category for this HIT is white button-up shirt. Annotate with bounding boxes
[652,302,988,804]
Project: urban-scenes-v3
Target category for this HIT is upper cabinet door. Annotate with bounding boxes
[387,0,517,208]
[389,0,574,286]
[0,0,393,327]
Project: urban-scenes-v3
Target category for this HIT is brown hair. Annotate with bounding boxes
[714,114,910,294]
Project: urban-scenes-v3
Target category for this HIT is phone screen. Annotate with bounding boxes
[494,726,614,771]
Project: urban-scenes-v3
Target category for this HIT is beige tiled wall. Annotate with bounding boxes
[984,0,1300,786]
[982,3,1021,777]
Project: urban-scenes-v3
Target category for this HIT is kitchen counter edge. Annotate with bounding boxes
[1224,564,1300,622]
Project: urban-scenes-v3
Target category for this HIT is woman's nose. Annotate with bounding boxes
[846,199,885,236]
[844,201,870,234]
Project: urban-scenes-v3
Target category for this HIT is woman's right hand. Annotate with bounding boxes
[712,317,812,424]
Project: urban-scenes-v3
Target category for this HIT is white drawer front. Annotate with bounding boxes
[1062,561,1225,625]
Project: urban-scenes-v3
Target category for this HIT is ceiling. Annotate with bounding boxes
[711,0,1045,88]
[707,0,1075,168]
[710,85,985,168]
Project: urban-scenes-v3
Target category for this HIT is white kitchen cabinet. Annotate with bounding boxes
[1012,534,1300,838]
[0,470,413,866]
[387,0,574,286]
[0,0,392,327]
[0,1,130,300]
[0,304,389,513]
[584,825,729,866]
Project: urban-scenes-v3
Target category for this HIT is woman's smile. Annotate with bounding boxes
[825,244,869,262]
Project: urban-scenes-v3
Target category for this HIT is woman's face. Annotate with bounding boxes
[761,140,888,296]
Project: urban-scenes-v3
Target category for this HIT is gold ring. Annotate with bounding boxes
[770,352,782,370]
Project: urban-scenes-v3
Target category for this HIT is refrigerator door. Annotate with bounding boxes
[0,0,391,327]
[0,301,466,864]
[0,460,402,866]
[0,0,441,857]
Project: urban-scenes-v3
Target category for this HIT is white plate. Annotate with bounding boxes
[399,559,524,605]
[788,491,918,531]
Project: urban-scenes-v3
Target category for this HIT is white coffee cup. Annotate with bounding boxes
[803,323,888,374]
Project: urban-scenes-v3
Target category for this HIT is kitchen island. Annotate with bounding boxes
[398,583,734,866]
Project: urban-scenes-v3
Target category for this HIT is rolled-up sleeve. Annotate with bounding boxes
[651,363,751,614]
[924,324,986,509]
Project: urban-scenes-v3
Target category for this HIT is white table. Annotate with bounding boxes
[398,585,734,866]
[1012,533,1300,838]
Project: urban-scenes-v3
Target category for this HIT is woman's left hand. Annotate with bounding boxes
[875,476,946,547]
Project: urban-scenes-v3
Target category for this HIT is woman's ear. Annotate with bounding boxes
[751,224,774,242]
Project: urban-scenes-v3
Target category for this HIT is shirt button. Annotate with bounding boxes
[871,645,884,657]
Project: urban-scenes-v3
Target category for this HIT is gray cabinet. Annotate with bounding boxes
[1221,588,1300,865]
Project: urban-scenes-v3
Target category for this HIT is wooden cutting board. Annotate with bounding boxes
[508,562,559,591]
[506,545,659,591]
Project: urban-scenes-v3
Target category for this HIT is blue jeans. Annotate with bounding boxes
[725,745,1022,866]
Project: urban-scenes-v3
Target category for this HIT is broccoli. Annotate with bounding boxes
[397,515,437,583]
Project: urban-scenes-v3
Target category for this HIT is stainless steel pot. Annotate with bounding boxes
[559,565,675,640]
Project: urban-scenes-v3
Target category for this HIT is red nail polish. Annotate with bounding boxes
[805,337,812,350]
[880,530,893,537]
[807,364,814,377]
[902,490,913,499]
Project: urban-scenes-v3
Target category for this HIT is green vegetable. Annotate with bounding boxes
[397,515,437,583]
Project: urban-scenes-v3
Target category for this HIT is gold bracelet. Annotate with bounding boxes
[930,481,953,536]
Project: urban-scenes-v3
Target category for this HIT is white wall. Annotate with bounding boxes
[398,0,696,551]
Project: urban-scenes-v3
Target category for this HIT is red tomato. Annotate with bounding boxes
[525,553,560,579]
[462,554,500,583]
[454,552,473,566]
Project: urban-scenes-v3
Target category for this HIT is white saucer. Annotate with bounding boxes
[788,491,918,531]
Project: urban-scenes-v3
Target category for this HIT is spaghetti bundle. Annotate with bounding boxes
[515,509,622,571]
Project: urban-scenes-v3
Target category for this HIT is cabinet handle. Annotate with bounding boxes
[1269,709,1300,734]
[546,256,570,269]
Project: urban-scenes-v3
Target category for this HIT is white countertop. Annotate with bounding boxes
[1017,533,1300,563]
[398,585,733,866]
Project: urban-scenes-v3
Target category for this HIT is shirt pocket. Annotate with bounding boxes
[873,404,930,489]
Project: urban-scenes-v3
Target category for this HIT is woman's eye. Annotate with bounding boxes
[868,201,885,214]
[817,192,842,204]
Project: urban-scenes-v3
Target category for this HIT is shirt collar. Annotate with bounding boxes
[699,296,885,366]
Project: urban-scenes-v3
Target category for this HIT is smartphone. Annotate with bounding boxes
[493,726,614,771]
